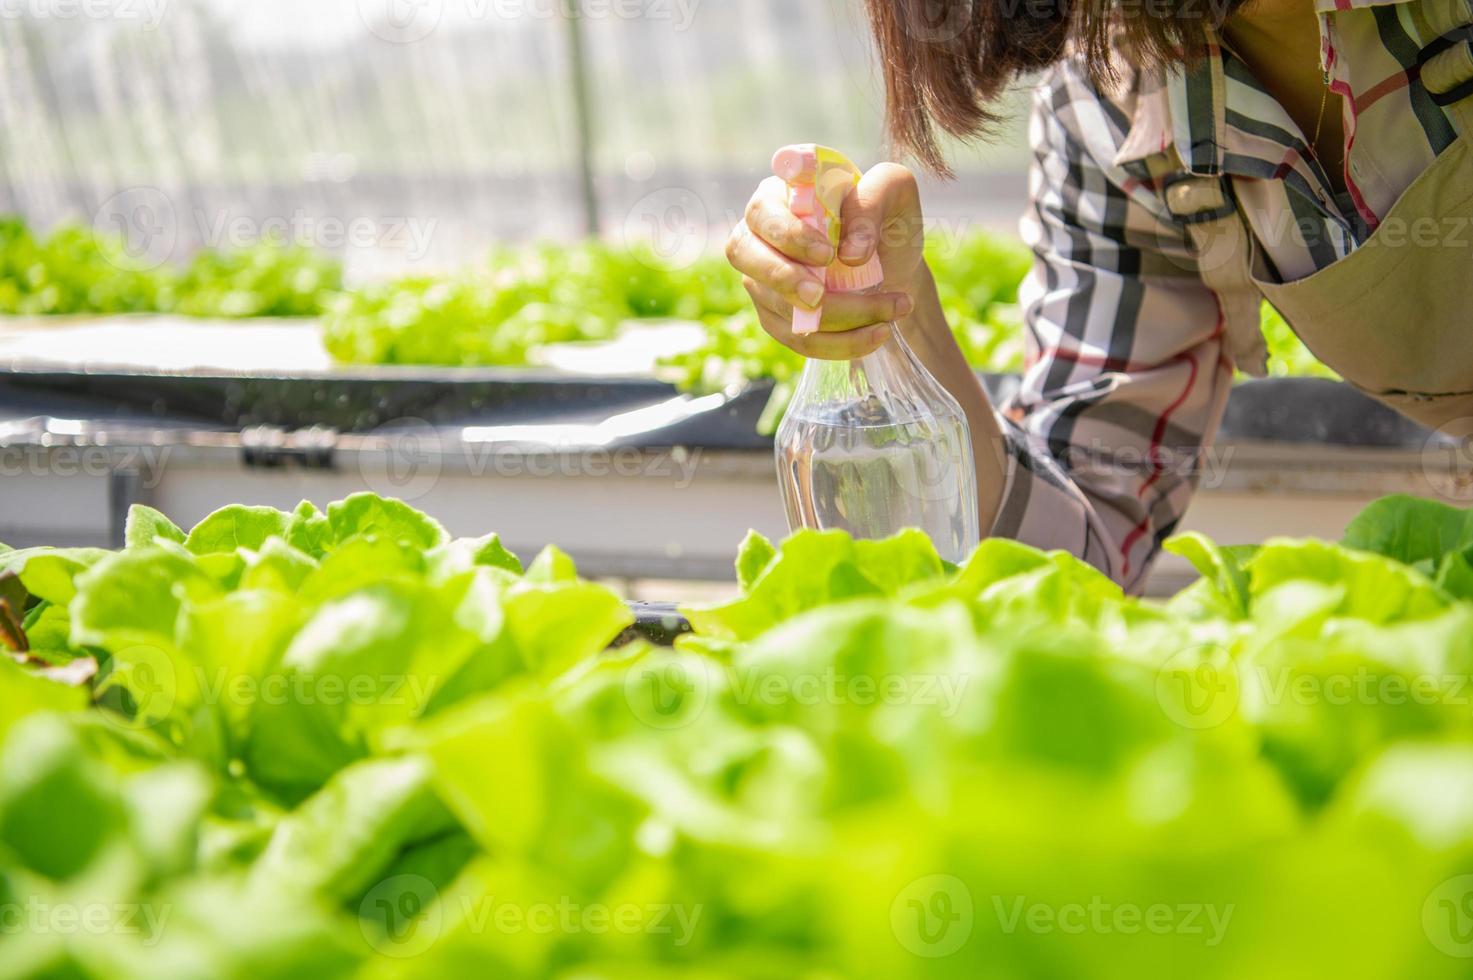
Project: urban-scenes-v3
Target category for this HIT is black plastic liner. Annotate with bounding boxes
[613,602,694,647]
[2,365,1437,637]
[0,368,1434,451]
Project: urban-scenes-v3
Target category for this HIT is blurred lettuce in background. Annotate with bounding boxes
[0,215,1335,391]
[320,242,747,368]
[0,218,341,319]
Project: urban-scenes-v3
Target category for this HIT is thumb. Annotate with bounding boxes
[837,162,919,267]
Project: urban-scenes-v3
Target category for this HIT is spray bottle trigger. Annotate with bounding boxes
[793,305,822,336]
[791,185,817,218]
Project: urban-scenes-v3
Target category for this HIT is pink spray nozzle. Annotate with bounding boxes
[773,145,825,336]
[771,146,816,184]
[771,144,884,337]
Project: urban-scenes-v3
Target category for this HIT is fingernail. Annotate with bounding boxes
[839,236,870,262]
[797,280,825,309]
[895,294,914,317]
[809,242,835,264]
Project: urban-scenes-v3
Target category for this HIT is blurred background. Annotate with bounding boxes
[0,0,1031,277]
[0,0,1043,589]
[3,0,1409,597]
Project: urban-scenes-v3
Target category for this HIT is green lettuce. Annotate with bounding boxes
[4,492,1473,979]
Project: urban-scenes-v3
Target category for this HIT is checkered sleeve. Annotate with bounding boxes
[987,62,1236,593]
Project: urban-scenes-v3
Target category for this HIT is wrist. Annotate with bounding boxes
[895,261,948,346]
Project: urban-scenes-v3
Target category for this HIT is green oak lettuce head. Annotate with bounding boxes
[4,493,1473,978]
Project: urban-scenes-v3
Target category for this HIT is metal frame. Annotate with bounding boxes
[5,434,1468,596]
[4,335,1468,596]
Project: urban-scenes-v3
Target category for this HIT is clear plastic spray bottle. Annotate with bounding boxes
[771,145,980,563]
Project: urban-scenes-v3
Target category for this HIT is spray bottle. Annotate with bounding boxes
[770,144,980,563]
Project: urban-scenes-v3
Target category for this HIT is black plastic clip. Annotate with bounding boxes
[240,426,338,470]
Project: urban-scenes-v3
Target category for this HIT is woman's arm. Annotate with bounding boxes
[893,261,1011,537]
[992,62,1234,591]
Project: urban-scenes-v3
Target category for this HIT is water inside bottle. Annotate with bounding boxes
[777,336,983,565]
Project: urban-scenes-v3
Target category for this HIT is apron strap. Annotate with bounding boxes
[1163,174,1269,378]
[1419,22,1473,134]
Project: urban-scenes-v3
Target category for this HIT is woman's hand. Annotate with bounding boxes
[729,158,1011,535]
[725,163,928,360]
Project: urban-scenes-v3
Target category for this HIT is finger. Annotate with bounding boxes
[746,278,902,361]
[744,276,911,333]
[837,163,921,266]
[745,176,835,266]
[808,290,914,332]
[743,276,785,316]
[729,233,826,311]
[754,303,893,360]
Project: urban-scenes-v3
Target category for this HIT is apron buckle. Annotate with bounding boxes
[1419,24,1473,106]
[1163,173,1237,224]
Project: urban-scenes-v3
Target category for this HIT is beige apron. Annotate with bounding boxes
[1164,26,1473,430]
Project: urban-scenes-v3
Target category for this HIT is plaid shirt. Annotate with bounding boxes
[992,0,1473,591]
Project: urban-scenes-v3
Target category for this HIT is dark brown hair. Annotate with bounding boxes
[864,0,1237,175]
